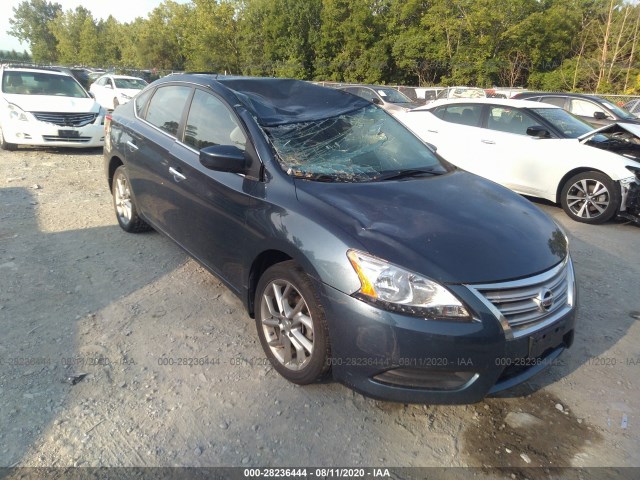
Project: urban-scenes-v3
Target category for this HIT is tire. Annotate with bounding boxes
[112,165,152,233]
[0,126,17,151]
[255,261,331,384]
[560,171,619,224]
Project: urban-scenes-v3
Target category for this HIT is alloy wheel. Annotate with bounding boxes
[565,178,610,220]
[114,174,132,225]
[260,280,314,371]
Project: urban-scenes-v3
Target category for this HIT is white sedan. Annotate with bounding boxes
[89,75,147,110]
[395,98,640,224]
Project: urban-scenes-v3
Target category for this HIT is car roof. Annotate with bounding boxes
[1,65,71,77]
[413,98,562,110]
[154,74,372,127]
[515,91,608,101]
[103,74,145,80]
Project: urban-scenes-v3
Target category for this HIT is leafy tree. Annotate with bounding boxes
[50,6,94,64]
[8,0,61,62]
[239,0,321,78]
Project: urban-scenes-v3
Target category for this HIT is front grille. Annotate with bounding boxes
[469,258,574,337]
[42,135,91,143]
[32,112,97,127]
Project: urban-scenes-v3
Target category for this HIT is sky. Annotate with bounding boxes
[1,0,190,53]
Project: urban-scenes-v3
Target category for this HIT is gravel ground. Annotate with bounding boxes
[0,146,639,478]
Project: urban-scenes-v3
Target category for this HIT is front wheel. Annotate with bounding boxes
[560,171,619,224]
[112,165,152,233]
[255,261,331,384]
[0,126,17,151]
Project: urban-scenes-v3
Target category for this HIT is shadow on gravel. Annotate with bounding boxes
[0,186,186,467]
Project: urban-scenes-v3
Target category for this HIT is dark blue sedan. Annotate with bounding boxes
[104,75,577,403]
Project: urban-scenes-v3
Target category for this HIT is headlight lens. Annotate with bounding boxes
[7,104,28,122]
[347,250,472,321]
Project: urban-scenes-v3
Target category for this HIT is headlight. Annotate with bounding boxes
[7,104,28,122]
[347,250,473,321]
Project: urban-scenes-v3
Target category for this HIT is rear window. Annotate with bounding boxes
[2,71,88,98]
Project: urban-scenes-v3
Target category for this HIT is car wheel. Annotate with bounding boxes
[112,165,152,233]
[560,171,618,224]
[255,261,331,384]
[0,126,17,151]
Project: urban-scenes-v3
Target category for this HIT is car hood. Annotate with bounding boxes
[294,170,567,285]
[579,122,640,162]
[3,93,99,113]
[578,121,640,141]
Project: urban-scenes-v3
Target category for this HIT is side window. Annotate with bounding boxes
[539,96,566,108]
[432,106,446,119]
[440,105,482,127]
[570,99,608,118]
[95,77,105,86]
[487,107,539,135]
[145,85,191,137]
[135,88,153,116]
[356,88,378,103]
[183,89,246,151]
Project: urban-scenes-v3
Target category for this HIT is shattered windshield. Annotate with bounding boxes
[264,105,448,182]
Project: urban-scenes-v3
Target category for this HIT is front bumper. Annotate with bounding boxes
[1,119,104,148]
[316,265,577,404]
[619,179,640,223]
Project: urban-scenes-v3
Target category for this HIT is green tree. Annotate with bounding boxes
[8,0,61,62]
[183,0,241,73]
[238,0,321,78]
[50,6,95,64]
[136,0,190,70]
[313,0,391,83]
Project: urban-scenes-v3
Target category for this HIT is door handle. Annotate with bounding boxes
[427,129,439,134]
[481,139,495,144]
[169,166,187,182]
[126,140,138,151]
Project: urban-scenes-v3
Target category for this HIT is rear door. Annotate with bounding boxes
[123,83,193,234]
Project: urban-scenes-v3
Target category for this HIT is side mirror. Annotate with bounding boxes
[526,126,551,138]
[593,111,607,120]
[371,97,382,105]
[88,91,95,98]
[199,145,247,173]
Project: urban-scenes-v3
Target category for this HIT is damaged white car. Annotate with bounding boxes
[396,98,640,224]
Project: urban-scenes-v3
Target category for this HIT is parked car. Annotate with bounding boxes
[336,84,420,114]
[414,87,445,103]
[90,74,148,110]
[396,98,640,224]
[513,91,639,128]
[623,99,640,118]
[0,64,106,150]
[435,86,486,100]
[104,75,577,403]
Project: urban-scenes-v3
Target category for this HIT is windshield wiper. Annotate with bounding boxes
[373,168,444,181]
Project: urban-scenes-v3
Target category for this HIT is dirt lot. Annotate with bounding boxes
[0,147,639,478]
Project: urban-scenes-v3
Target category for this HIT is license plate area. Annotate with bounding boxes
[528,320,567,358]
[58,129,80,138]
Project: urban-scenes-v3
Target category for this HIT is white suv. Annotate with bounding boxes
[0,65,106,150]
